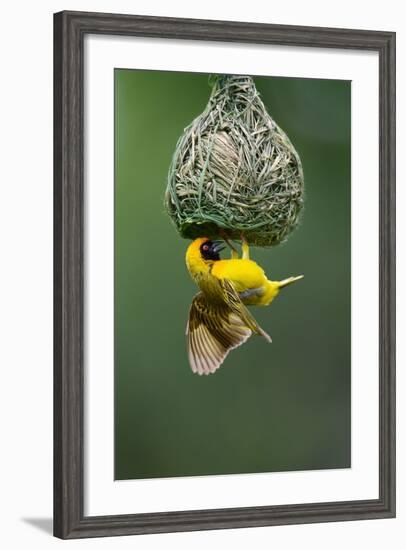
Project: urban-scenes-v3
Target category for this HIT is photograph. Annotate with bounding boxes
[0,1,400,547]
[52,9,395,539]
[114,70,351,481]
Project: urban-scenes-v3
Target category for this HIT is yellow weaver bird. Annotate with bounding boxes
[185,237,303,375]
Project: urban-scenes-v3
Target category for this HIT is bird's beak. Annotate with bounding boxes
[212,240,226,254]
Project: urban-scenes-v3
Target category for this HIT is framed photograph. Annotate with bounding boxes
[54,10,396,539]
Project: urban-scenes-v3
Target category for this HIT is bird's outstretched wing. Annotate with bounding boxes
[186,277,271,375]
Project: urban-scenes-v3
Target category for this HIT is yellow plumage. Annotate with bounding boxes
[211,259,279,305]
[185,237,303,375]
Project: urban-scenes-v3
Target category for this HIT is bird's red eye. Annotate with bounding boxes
[202,244,209,251]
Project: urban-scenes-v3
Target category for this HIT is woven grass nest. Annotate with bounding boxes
[165,75,304,247]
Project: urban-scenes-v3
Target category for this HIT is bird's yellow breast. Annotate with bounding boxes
[211,259,267,293]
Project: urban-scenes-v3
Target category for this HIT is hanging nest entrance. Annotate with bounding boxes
[165,75,304,247]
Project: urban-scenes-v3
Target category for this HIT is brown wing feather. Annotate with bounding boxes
[219,278,272,343]
[186,293,252,375]
[186,278,271,375]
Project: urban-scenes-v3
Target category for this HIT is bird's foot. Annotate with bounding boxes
[241,233,250,260]
[220,232,239,259]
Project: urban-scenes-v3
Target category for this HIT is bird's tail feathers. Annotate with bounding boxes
[278,275,304,289]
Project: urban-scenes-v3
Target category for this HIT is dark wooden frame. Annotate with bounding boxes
[54,10,396,539]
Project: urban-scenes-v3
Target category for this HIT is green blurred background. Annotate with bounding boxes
[114,70,351,480]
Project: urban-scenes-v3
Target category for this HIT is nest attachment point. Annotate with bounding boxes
[165,75,304,247]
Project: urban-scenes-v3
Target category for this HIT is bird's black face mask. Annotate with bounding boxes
[200,240,225,261]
